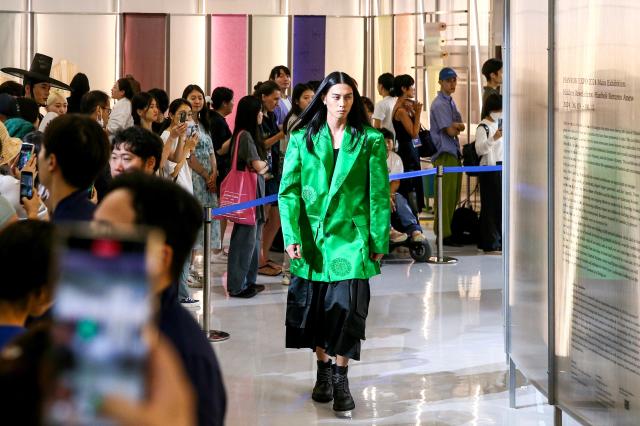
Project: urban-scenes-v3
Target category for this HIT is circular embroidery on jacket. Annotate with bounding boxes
[302,185,318,204]
[330,257,351,277]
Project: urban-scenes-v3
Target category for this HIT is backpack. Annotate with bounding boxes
[462,123,489,176]
[451,202,479,245]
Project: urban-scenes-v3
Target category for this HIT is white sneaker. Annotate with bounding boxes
[282,274,291,286]
[187,272,203,288]
[210,251,227,264]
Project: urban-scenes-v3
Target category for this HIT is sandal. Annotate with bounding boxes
[258,264,281,276]
[266,259,283,271]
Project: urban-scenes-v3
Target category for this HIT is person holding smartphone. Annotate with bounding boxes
[474,93,503,253]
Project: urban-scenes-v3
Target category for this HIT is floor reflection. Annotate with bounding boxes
[188,243,578,425]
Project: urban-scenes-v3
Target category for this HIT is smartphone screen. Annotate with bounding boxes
[17,143,34,170]
[498,118,503,130]
[20,171,33,200]
[47,227,155,425]
[179,111,187,123]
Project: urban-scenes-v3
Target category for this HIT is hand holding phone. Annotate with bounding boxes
[47,226,160,425]
[20,171,34,200]
[17,143,34,170]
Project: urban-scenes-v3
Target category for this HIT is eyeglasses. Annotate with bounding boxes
[101,106,112,115]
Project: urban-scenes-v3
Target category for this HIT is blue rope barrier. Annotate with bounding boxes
[211,165,503,216]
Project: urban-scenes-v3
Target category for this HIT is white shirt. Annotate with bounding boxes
[38,111,58,131]
[0,174,48,220]
[161,131,194,194]
[474,118,503,165]
[372,96,397,137]
[107,98,134,134]
[387,151,404,176]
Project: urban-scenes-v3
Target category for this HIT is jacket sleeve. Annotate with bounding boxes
[368,131,391,254]
[278,130,303,246]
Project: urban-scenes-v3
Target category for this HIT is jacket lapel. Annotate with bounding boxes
[328,127,364,200]
[313,125,333,190]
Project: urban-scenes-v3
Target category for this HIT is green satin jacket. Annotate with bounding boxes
[279,124,390,282]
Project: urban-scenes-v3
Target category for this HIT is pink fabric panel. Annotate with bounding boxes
[394,14,415,76]
[210,14,248,132]
[123,13,167,91]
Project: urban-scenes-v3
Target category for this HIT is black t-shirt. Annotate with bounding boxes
[210,111,232,179]
[260,112,280,179]
[158,284,227,426]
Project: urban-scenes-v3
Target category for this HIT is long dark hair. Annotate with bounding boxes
[295,71,368,153]
[232,96,266,159]
[131,92,155,126]
[283,83,313,134]
[69,73,90,101]
[181,84,211,134]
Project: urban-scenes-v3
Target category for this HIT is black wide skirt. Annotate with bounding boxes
[285,275,370,361]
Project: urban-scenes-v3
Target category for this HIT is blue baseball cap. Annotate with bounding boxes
[439,67,457,81]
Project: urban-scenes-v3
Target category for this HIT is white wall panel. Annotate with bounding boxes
[120,0,198,14]
[0,0,26,11]
[207,0,280,15]
[32,0,114,13]
[169,15,206,101]
[0,13,27,79]
[290,0,360,16]
[324,17,365,87]
[250,16,288,90]
[34,14,116,93]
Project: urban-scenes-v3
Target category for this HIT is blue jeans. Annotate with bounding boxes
[391,193,422,235]
[227,221,264,295]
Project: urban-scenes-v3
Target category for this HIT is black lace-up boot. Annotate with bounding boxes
[332,364,355,412]
[311,360,333,402]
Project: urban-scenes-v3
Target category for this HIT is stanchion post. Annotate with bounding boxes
[202,206,230,342]
[203,207,212,336]
[428,165,458,264]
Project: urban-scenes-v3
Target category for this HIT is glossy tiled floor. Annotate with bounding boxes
[191,232,580,426]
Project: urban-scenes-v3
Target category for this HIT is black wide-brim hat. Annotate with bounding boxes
[1,53,71,90]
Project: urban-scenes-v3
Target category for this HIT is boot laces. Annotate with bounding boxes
[334,372,349,393]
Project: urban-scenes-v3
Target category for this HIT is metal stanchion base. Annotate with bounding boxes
[207,330,230,342]
[427,256,458,264]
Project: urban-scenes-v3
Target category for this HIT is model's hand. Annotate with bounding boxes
[286,244,302,259]
[494,129,503,140]
[456,122,466,132]
[370,253,384,262]
[413,101,423,115]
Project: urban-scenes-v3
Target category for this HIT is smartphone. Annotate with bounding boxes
[87,184,95,199]
[19,171,33,200]
[179,111,187,123]
[17,142,34,170]
[187,123,199,138]
[47,226,160,425]
[498,118,503,130]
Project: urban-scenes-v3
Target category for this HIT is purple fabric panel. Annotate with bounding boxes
[122,14,167,91]
[292,16,325,86]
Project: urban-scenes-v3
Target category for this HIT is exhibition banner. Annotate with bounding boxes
[555,0,640,423]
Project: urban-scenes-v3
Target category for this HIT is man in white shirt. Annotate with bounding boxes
[372,73,397,138]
